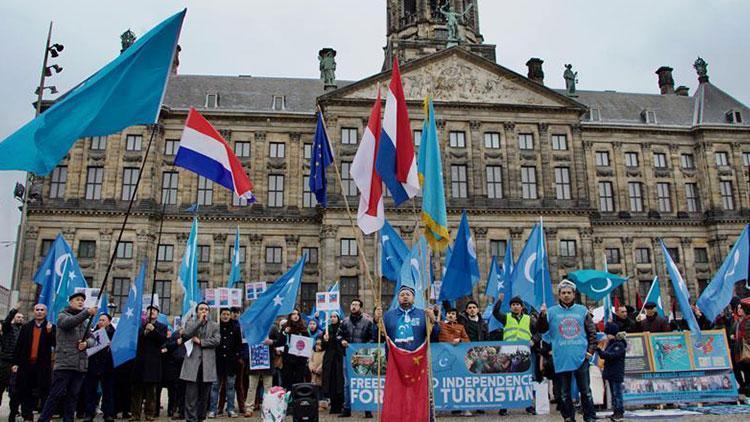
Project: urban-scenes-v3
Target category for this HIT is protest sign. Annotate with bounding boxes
[648,332,692,372]
[688,330,731,370]
[245,282,267,301]
[250,343,271,370]
[624,334,651,373]
[346,341,534,411]
[315,291,340,311]
[288,334,313,358]
[229,288,243,307]
[74,287,101,308]
[204,289,217,307]
[218,288,230,307]
[86,328,110,356]
[623,370,737,405]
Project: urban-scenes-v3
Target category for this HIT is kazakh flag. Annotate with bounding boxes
[417,98,449,251]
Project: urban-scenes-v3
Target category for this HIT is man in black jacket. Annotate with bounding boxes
[339,298,374,418]
[208,308,242,418]
[613,305,637,333]
[1,308,24,419]
[82,313,115,422]
[130,305,167,421]
[12,304,55,422]
[458,300,488,342]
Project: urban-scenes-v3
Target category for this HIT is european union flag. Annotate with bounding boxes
[660,240,701,339]
[240,255,306,345]
[111,260,146,367]
[440,211,480,301]
[697,225,749,322]
[0,10,185,174]
[309,112,334,207]
[34,234,88,321]
[179,217,199,318]
[380,219,409,282]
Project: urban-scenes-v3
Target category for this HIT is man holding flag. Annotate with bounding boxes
[38,292,98,422]
[180,302,221,422]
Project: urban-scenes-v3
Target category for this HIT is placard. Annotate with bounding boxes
[623,369,737,405]
[288,334,313,358]
[347,341,534,411]
[688,330,731,370]
[648,332,692,372]
[246,282,267,301]
[229,288,243,307]
[218,288,230,307]
[86,328,111,356]
[250,343,271,370]
[624,334,651,373]
[74,287,101,308]
[316,291,340,311]
[204,289,217,307]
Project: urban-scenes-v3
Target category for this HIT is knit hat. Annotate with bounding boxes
[509,296,524,306]
[399,285,415,295]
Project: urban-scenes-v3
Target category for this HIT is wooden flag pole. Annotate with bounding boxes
[315,105,377,306]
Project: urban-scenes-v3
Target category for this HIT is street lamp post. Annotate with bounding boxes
[10,22,63,301]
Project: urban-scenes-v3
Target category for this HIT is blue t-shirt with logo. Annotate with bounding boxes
[547,303,589,373]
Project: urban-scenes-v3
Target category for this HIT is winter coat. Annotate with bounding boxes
[54,307,97,372]
[457,312,488,342]
[162,330,186,383]
[13,319,56,373]
[216,319,242,377]
[180,318,220,383]
[438,321,470,343]
[340,313,374,344]
[133,318,168,383]
[321,322,345,399]
[308,349,324,386]
[598,336,627,383]
[613,315,638,333]
[636,314,671,333]
[1,309,22,362]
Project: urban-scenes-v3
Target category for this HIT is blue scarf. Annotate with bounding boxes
[395,306,415,344]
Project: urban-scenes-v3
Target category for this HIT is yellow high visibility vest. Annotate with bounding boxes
[502,314,532,341]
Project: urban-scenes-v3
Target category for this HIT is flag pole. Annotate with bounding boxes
[81,123,160,340]
[375,230,383,421]
[315,105,377,306]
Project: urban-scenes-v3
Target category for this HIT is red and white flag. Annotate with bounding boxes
[350,90,384,234]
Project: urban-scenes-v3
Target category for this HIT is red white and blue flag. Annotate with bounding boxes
[175,108,255,203]
[375,58,420,206]
[350,89,384,234]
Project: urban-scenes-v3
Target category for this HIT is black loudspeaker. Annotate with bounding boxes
[291,383,319,422]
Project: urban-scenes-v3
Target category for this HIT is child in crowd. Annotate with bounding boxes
[308,339,326,409]
[598,322,627,422]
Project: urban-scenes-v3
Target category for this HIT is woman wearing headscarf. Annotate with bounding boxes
[321,312,346,414]
[278,309,309,391]
[307,319,322,343]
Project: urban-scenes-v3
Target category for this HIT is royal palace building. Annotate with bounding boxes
[14,0,750,315]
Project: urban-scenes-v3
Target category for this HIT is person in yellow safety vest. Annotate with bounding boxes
[491,293,538,416]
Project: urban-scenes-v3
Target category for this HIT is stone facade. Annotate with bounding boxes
[14,2,750,316]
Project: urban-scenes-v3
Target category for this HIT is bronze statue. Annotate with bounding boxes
[693,57,708,79]
[440,1,473,43]
[120,29,136,53]
[564,64,578,97]
[318,48,337,87]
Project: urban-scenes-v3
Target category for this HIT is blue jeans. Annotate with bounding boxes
[557,360,596,422]
[209,375,236,413]
[343,369,350,411]
[609,380,624,415]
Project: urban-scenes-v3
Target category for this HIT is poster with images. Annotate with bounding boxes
[623,369,737,405]
[229,288,243,307]
[688,330,731,370]
[316,291,340,311]
[204,289,217,307]
[624,333,652,373]
[245,282,267,301]
[250,343,270,370]
[648,332,693,372]
[218,288,230,307]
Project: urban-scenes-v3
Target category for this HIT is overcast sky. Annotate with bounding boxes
[0,0,748,289]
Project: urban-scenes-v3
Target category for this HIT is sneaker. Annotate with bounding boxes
[364,411,373,419]
[526,406,537,415]
[461,410,472,416]
[207,412,216,419]
[227,411,238,418]
[498,409,508,416]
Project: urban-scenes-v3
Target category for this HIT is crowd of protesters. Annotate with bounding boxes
[0,281,749,422]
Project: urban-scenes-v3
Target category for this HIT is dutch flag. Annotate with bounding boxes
[350,89,384,234]
[375,58,420,206]
[175,108,255,202]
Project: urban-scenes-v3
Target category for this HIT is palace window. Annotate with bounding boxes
[518,133,534,150]
[90,136,107,151]
[685,183,699,212]
[340,238,357,257]
[78,240,96,259]
[595,151,610,167]
[551,134,568,151]
[164,139,179,156]
[635,248,651,264]
[269,142,285,158]
[449,131,466,148]
[161,171,179,205]
[85,167,104,200]
[653,152,668,169]
[125,134,142,152]
[121,168,139,201]
[521,166,537,199]
[157,244,174,262]
[598,181,614,212]
[451,165,468,198]
[267,175,284,207]
[50,166,67,199]
[341,161,358,196]
[341,127,358,145]
[197,176,213,206]
[554,167,571,200]
[656,182,671,212]
[234,141,251,158]
[624,152,639,167]
[720,181,734,210]
[680,153,695,169]
[265,246,282,264]
[484,132,500,149]
[486,166,503,199]
[116,242,133,259]
[197,245,211,263]
[715,152,729,167]
[559,240,577,257]
[628,182,643,212]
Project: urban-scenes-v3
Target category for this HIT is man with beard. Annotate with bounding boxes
[457,301,488,342]
[37,292,98,422]
[338,298,373,418]
[12,304,55,422]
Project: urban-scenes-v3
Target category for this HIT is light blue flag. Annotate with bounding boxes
[111,260,146,367]
[240,255,306,345]
[482,256,501,321]
[417,98,449,252]
[97,292,109,319]
[501,240,515,311]
[697,225,749,322]
[642,277,664,317]
[227,226,242,288]
[440,211,480,301]
[51,258,71,324]
[568,270,628,302]
[0,10,185,174]
[179,217,199,319]
[660,240,701,339]
[380,219,409,282]
[510,223,552,311]
[34,234,88,318]
[392,237,429,310]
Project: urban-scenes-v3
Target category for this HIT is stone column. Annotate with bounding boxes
[285,235,300,267]
[579,228,594,269]
[612,142,627,210]
[680,237,698,296]
[733,142,749,209]
[571,124,588,202]
[538,123,551,199]
[212,233,227,286]
[621,237,634,303]
[319,225,337,290]
[20,226,40,305]
[469,120,483,199]
[669,144,687,213]
[641,143,654,211]
[582,141,596,207]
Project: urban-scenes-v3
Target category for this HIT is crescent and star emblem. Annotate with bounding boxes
[524,253,537,284]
